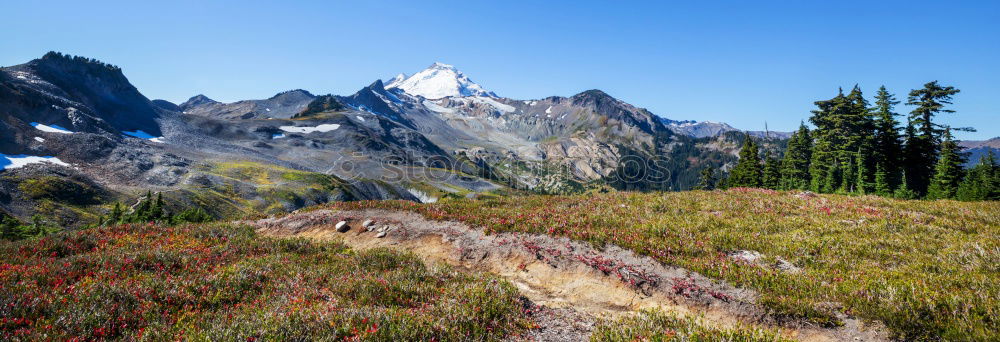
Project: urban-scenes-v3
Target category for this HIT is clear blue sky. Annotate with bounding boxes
[2,0,998,139]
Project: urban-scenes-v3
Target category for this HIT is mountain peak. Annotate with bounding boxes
[180,94,218,109]
[385,73,407,88]
[385,62,496,99]
[429,62,455,70]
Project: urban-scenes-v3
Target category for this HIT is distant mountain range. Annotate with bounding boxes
[0,53,934,225]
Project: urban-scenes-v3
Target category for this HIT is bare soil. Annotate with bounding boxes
[251,209,889,341]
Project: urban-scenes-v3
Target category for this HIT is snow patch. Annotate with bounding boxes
[279,124,341,134]
[545,106,553,114]
[408,188,438,203]
[123,130,165,143]
[471,97,515,113]
[355,115,365,122]
[0,154,70,171]
[30,122,73,134]
[423,100,456,114]
[34,137,45,143]
[272,134,286,139]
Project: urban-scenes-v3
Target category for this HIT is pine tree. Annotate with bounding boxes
[780,123,812,190]
[727,134,763,188]
[905,81,960,195]
[762,154,781,189]
[926,128,966,200]
[956,150,998,201]
[696,166,717,190]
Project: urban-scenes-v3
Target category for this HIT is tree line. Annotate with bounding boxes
[699,81,998,201]
[2,191,213,242]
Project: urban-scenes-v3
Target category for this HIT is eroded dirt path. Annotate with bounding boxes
[250,209,888,342]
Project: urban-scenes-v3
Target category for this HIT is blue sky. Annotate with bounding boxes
[2,0,998,139]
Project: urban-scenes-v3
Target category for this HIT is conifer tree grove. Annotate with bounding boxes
[780,124,812,190]
[808,87,873,193]
[956,150,999,201]
[926,128,966,200]
[727,134,763,188]
[904,81,960,195]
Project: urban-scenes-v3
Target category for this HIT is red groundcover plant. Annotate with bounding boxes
[0,222,531,340]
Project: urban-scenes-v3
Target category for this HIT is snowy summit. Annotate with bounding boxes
[385,62,497,99]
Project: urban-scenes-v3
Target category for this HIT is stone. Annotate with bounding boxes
[362,219,375,227]
[375,231,387,238]
[335,221,349,232]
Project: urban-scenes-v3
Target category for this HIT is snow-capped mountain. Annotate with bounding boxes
[385,62,497,99]
[385,73,406,88]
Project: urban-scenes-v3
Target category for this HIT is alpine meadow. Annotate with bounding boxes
[1,1,998,341]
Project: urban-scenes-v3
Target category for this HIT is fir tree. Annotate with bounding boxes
[780,123,812,190]
[855,149,873,194]
[874,164,892,196]
[905,81,960,195]
[872,86,904,191]
[762,154,781,189]
[809,90,847,192]
[956,150,999,201]
[823,160,842,194]
[926,128,966,200]
[727,134,763,188]
[696,166,717,190]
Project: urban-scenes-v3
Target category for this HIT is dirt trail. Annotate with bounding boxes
[251,209,888,342]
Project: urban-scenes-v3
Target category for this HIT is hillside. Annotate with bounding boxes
[325,189,999,341]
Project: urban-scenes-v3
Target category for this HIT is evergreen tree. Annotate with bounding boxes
[904,81,960,195]
[727,134,763,188]
[840,155,856,193]
[874,164,892,196]
[823,160,842,194]
[809,90,847,192]
[956,150,999,201]
[762,154,781,189]
[696,166,717,190]
[152,192,164,220]
[926,128,966,200]
[808,87,873,193]
[780,123,812,190]
[894,170,919,199]
[855,149,873,194]
[872,86,904,191]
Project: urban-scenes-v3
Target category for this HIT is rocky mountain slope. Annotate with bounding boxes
[959,137,1000,166]
[0,53,779,227]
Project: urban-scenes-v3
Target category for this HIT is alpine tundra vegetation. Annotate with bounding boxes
[2,1,999,341]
